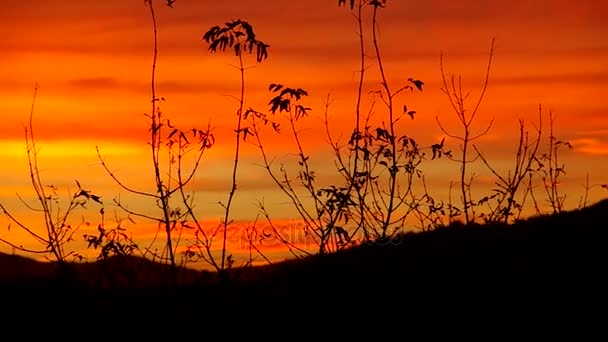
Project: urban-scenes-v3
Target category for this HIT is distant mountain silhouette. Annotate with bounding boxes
[2,199,607,339]
[0,252,207,288]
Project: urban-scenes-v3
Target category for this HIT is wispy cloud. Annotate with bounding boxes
[68,77,120,89]
[491,72,608,87]
[571,139,608,155]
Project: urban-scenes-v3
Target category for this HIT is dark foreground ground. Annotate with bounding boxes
[2,201,608,339]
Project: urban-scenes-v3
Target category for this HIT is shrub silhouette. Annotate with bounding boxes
[0,85,103,281]
[201,18,269,280]
[94,0,215,286]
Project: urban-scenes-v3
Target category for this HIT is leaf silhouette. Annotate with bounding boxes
[430,137,445,160]
[338,0,356,10]
[408,78,424,91]
[370,0,386,8]
[203,20,269,63]
[271,122,281,133]
[90,194,103,204]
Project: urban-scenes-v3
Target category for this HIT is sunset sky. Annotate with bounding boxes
[0,0,607,265]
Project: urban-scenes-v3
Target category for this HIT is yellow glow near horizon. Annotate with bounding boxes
[0,139,146,158]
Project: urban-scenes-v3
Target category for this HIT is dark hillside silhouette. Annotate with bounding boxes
[2,199,607,338]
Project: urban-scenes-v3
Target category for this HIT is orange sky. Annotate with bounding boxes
[1,0,607,266]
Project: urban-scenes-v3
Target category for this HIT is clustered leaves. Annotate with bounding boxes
[203,19,270,63]
[84,223,138,260]
[268,84,311,120]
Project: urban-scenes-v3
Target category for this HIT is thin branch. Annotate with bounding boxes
[469,38,495,125]
[96,147,158,198]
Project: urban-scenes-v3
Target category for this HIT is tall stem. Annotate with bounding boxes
[371,5,397,238]
[147,0,176,283]
[461,128,470,224]
[353,1,368,240]
[221,53,246,272]
[27,86,64,263]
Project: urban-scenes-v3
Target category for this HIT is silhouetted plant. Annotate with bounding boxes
[529,110,572,215]
[473,108,543,223]
[364,0,429,237]
[84,209,139,260]
[0,85,102,278]
[201,18,269,277]
[436,39,495,224]
[96,0,214,286]
[331,0,449,237]
[244,0,451,258]
[250,85,356,255]
[577,173,608,209]
[338,0,368,241]
[83,208,141,286]
[255,200,312,258]
[241,214,273,270]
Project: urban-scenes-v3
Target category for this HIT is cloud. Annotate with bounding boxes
[68,77,120,89]
[61,77,258,95]
[570,138,608,155]
[491,72,608,87]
